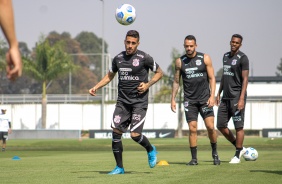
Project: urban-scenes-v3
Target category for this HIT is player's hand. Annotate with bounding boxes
[8,128,12,134]
[171,100,176,113]
[89,87,97,96]
[207,96,215,108]
[6,47,23,80]
[237,98,245,110]
[215,95,221,106]
[137,82,149,94]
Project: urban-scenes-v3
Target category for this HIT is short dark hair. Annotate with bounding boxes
[126,30,140,40]
[184,35,196,43]
[232,34,243,42]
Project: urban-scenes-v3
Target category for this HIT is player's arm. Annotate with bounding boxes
[8,121,12,134]
[171,58,181,113]
[216,75,223,106]
[88,72,116,96]
[204,54,216,107]
[0,0,22,80]
[238,70,249,110]
[137,66,163,94]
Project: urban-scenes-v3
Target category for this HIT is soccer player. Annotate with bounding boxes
[171,35,220,165]
[89,30,163,174]
[216,34,249,164]
[0,108,12,152]
[0,0,22,80]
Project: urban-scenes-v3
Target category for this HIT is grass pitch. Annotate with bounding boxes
[0,137,281,184]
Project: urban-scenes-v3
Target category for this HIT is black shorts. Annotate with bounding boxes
[183,100,214,123]
[111,101,147,134]
[0,131,8,140]
[217,98,246,129]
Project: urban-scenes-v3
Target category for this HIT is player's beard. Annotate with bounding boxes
[186,49,195,57]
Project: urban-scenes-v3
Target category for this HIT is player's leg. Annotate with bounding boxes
[184,101,198,165]
[108,103,131,174]
[217,100,235,145]
[130,108,157,168]
[199,102,220,165]
[232,100,247,160]
[203,116,220,165]
[187,120,198,165]
[0,132,5,151]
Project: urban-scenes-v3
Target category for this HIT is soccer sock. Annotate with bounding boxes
[190,146,197,160]
[131,134,153,152]
[235,147,243,158]
[112,132,123,168]
[231,140,236,147]
[210,142,218,156]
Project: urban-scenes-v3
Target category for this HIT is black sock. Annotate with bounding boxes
[232,140,236,147]
[190,146,197,160]
[131,134,152,152]
[112,132,123,168]
[235,147,243,158]
[211,142,218,156]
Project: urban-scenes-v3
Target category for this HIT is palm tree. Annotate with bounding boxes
[23,38,77,129]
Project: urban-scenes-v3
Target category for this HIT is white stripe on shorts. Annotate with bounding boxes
[130,116,146,132]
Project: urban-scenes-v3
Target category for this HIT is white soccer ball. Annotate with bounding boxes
[243,147,258,161]
[115,4,136,25]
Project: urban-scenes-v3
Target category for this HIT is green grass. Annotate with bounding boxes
[1,137,282,184]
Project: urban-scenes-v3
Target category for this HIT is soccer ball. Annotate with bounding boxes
[115,4,136,25]
[243,147,258,161]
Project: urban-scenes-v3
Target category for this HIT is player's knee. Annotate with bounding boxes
[130,132,140,138]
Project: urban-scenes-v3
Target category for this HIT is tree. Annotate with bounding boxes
[23,37,77,129]
[276,58,282,76]
[216,67,223,77]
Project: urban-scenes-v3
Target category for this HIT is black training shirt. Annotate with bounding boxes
[222,50,249,99]
[180,52,210,102]
[110,50,159,107]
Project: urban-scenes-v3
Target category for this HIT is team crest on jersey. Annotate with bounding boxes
[232,59,237,65]
[184,101,189,107]
[114,115,121,124]
[132,59,140,66]
[195,60,202,66]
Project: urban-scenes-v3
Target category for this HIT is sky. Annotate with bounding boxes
[2,0,282,76]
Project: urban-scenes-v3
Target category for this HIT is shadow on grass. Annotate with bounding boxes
[72,170,152,175]
[250,170,282,175]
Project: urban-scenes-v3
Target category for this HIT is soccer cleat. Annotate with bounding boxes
[2,148,5,152]
[108,166,125,175]
[213,154,221,165]
[239,147,247,159]
[186,159,198,166]
[229,156,240,164]
[147,145,158,168]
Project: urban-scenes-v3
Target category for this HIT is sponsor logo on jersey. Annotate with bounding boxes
[114,115,121,124]
[137,54,144,58]
[120,75,140,80]
[195,59,202,66]
[232,59,237,65]
[223,65,234,76]
[186,73,204,79]
[132,59,140,66]
[117,53,123,57]
[119,68,132,72]
[237,54,241,59]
